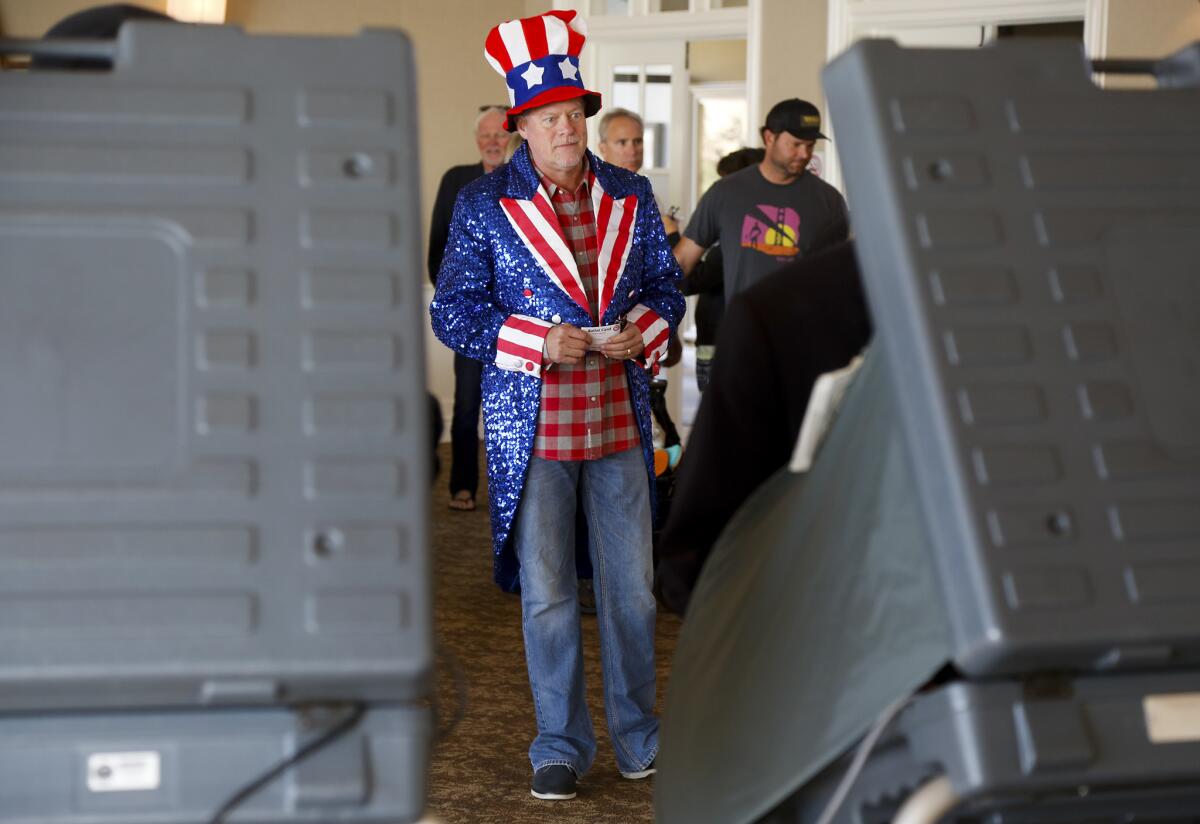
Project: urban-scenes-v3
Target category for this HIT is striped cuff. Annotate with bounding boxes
[627,303,670,371]
[496,314,554,378]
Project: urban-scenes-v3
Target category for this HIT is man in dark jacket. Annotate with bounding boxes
[428,106,508,511]
[654,242,872,615]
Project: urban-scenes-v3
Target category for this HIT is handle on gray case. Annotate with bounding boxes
[0,37,116,62]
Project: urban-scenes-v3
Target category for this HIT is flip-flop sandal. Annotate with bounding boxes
[448,492,475,511]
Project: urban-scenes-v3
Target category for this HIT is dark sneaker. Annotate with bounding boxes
[620,758,656,780]
[531,765,577,800]
[577,579,597,616]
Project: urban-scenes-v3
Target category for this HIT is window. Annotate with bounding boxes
[608,64,674,169]
[598,0,630,15]
[612,65,640,111]
[644,65,672,169]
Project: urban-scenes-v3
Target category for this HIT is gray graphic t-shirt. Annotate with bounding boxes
[684,166,849,302]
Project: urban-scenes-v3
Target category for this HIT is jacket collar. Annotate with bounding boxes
[498,142,641,321]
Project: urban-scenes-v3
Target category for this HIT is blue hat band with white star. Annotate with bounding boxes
[506,55,584,111]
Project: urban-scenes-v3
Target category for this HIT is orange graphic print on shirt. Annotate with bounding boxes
[741,204,801,257]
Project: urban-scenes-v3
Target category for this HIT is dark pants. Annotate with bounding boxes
[428,392,444,484]
[449,353,482,497]
[649,377,681,447]
[695,346,715,394]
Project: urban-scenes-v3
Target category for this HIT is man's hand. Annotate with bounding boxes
[600,324,644,361]
[545,323,591,365]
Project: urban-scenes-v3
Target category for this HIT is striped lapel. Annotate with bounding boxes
[499,182,590,313]
[589,168,639,321]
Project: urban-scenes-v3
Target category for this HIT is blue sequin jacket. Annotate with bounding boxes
[430,144,685,590]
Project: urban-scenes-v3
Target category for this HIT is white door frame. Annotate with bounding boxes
[828,0,1107,44]
[822,0,1110,190]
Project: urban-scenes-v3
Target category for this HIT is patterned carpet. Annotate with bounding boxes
[426,444,682,823]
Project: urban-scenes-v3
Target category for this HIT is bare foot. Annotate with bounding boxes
[448,491,476,511]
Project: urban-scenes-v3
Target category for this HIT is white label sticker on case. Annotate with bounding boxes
[86,751,162,793]
[1144,692,1200,743]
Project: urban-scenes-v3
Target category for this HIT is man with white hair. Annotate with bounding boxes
[428,105,508,512]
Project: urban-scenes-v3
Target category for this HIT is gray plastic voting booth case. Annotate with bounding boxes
[0,22,431,823]
[658,39,1200,824]
[824,38,1200,821]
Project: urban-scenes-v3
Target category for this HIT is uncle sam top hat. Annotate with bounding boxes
[484,10,602,131]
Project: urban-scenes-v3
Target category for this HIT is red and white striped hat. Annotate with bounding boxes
[484,10,602,131]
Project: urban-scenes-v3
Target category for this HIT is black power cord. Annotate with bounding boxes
[208,701,367,824]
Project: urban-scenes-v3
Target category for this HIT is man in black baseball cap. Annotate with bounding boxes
[674,96,848,303]
[759,98,829,181]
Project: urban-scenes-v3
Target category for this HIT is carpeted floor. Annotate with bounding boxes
[426,443,682,823]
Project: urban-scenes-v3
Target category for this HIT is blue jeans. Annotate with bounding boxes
[513,447,658,777]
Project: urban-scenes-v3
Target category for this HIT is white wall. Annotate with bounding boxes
[690,37,747,82]
[756,0,829,131]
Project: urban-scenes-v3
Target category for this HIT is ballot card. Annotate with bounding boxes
[582,322,622,351]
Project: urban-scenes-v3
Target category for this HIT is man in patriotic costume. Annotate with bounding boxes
[430,9,684,801]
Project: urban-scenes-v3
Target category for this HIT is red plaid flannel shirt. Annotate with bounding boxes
[533,166,640,461]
